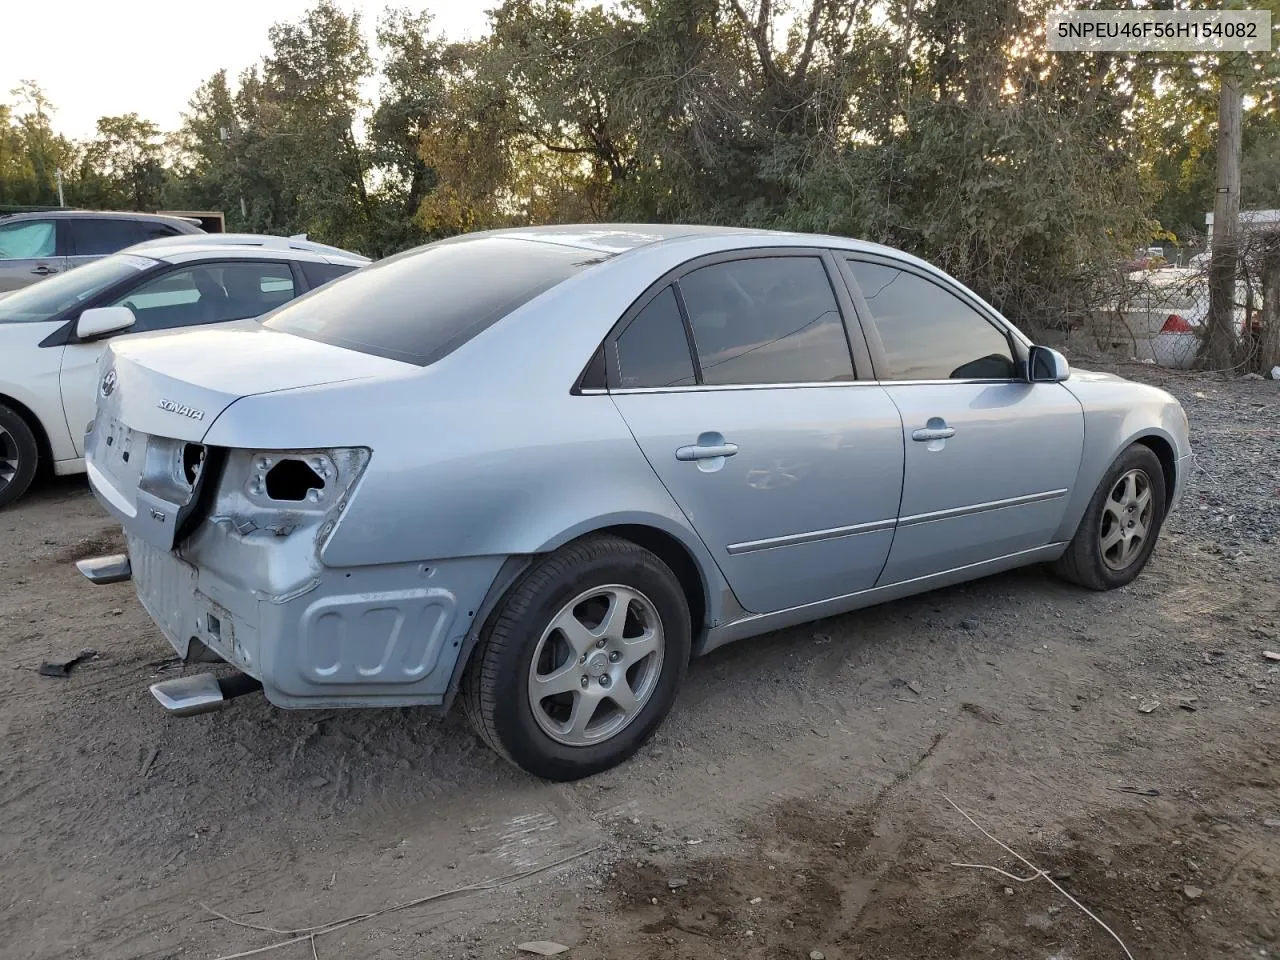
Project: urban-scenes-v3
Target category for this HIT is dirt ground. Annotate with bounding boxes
[1,364,1277,960]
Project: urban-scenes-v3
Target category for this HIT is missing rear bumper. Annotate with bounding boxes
[75,554,132,585]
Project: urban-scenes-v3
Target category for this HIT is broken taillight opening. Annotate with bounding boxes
[182,443,206,487]
[1161,314,1193,334]
[264,459,326,502]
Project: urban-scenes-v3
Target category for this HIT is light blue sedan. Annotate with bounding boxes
[79,225,1190,780]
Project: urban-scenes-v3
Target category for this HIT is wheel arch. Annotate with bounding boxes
[0,390,53,474]
[440,516,726,713]
[1132,432,1177,509]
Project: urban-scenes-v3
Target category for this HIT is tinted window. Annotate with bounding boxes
[614,286,696,388]
[0,254,158,322]
[301,260,358,289]
[678,256,853,385]
[70,218,143,256]
[113,261,296,331]
[139,222,181,241]
[0,219,56,259]
[264,237,608,366]
[847,261,1016,380]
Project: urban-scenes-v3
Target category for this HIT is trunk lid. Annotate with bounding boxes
[87,321,415,551]
[104,319,413,442]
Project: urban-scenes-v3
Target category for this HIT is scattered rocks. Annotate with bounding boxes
[1264,651,1280,662]
[1183,885,1204,900]
[810,951,826,960]
[1138,699,1160,714]
[306,776,329,789]
[959,618,979,631]
[667,878,688,890]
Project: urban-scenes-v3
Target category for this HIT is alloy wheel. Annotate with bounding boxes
[526,584,665,747]
[1099,467,1153,571]
[0,424,19,492]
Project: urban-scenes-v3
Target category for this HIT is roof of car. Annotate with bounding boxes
[479,223,760,254]
[125,235,368,267]
[470,222,917,261]
[0,209,200,225]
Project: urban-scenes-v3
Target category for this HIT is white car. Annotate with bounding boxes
[1103,268,1253,369]
[0,235,368,506]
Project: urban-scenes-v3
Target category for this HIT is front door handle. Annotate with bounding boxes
[912,426,956,442]
[676,441,739,461]
[30,264,57,276]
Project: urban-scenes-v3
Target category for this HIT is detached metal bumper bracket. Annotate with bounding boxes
[75,554,132,585]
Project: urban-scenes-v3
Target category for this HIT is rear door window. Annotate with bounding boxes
[69,218,144,256]
[677,256,854,385]
[264,237,608,365]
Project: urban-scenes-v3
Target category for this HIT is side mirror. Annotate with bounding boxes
[1028,345,1070,383]
[76,306,135,341]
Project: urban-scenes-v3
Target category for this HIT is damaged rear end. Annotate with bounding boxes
[83,323,502,715]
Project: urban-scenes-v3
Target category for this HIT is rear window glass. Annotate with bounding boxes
[263,237,609,365]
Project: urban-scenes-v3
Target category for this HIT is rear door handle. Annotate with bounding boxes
[30,265,57,275]
[676,442,739,461]
[912,426,955,441]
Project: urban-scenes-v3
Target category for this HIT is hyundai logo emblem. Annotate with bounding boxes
[100,370,117,397]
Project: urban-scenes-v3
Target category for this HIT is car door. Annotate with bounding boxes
[839,256,1085,585]
[58,259,298,455]
[608,251,905,615]
[0,218,67,292]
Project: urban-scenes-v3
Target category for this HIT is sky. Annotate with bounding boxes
[0,0,493,140]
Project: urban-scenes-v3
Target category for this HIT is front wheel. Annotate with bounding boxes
[1052,444,1167,590]
[462,535,691,781]
[0,404,39,509]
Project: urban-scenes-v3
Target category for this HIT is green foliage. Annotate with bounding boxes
[2,0,1275,333]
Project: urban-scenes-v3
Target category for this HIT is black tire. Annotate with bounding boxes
[0,404,39,509]
[462,535,691,781]
[1052,444,1167,591]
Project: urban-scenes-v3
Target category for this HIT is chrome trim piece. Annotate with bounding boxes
[727,517,897,556]
[609,381,884,395]
[602,378,1024,396]
[898,488,1068,528]
[883,378,1021,387]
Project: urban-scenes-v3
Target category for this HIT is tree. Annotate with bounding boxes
[368,6,447,249]
[80,113,165,209]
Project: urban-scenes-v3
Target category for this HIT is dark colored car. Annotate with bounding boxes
[0,211,204,293]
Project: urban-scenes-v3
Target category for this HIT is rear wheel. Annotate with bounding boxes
[0,404,39,509]
[1052,444,1167,590]
[462,535,690,781]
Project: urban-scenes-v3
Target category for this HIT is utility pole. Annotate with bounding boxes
[1203,68,1243,369]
